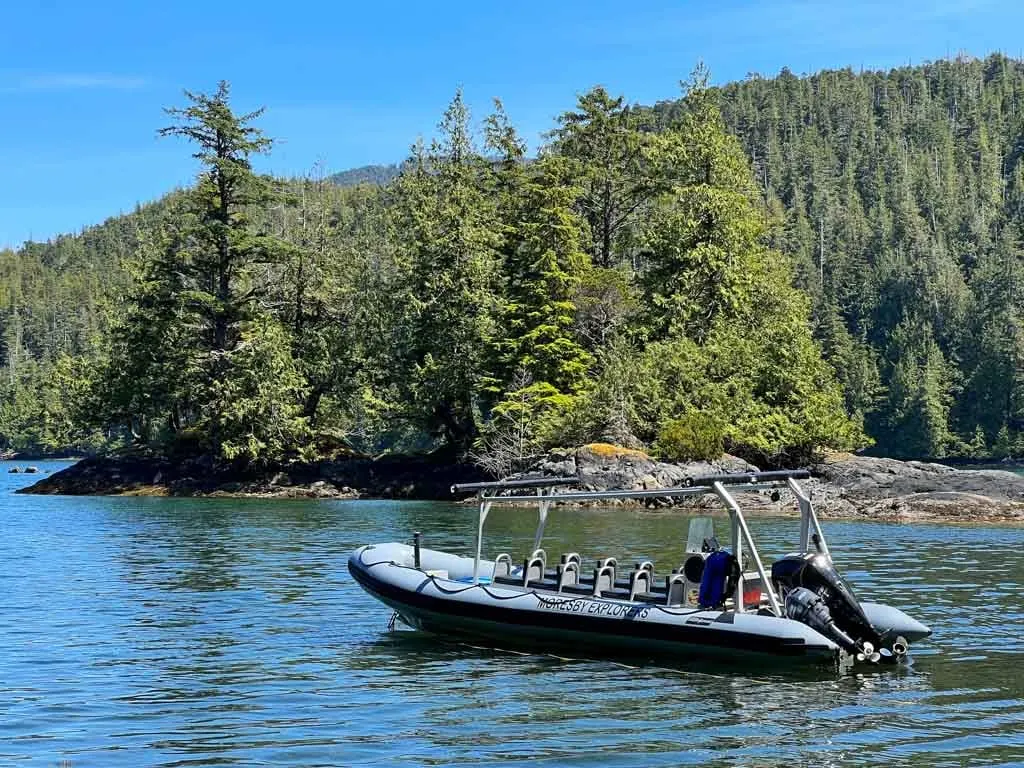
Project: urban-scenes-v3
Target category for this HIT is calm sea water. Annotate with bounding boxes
[3,460,1024,767]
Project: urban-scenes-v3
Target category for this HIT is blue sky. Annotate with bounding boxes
[3,0,1024,248]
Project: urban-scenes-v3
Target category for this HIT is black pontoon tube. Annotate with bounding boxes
[684,470,811,487]
[451,476,579,494]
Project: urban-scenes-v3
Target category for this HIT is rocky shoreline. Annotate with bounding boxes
[1,449,87,461]
[525,445,1024,522]
[16,443,1024,523]
[15,449,486,500]
[802,453,1024,522]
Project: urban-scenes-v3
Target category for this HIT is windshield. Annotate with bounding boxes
[685,517,715,553]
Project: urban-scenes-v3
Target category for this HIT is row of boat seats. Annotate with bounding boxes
[491,550,580,581]
[579,558,653,588]
[492,553,678,602]
[490,552,592,581]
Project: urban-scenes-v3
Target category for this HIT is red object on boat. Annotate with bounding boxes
[743,584,762,608]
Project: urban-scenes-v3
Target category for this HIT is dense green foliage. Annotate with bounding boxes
[0,205,152,454]
[27,55,1024,464]
[655,413,725,463]
[682,53,1024,458]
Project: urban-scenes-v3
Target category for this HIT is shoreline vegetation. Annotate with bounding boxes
[17,443,1024,524]
[10,57,1024,508]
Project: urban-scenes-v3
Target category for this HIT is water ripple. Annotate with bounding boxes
[3,463,1024,766]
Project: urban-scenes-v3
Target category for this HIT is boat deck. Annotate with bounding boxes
[476,552,766,611]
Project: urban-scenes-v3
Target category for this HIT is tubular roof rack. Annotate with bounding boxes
[451,476,579,494]
[452,469,810,496]
[455,468,825,621]
[684,469,810,486]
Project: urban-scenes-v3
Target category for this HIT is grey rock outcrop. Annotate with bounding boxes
[519,445,1024,522]
[804,453,1024,521]
[520,444,760,506]
[18,441,1024,523]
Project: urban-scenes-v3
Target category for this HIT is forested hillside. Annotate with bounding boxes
[328,163,401,187]
[705,53,1024,459]
[4,55,1023,463]
[0,203,160,453]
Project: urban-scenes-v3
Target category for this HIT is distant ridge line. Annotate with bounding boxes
[328,164,402,187]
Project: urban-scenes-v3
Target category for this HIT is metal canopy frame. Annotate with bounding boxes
[451,471,828,618]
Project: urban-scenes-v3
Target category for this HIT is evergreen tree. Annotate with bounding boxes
[271,168,370,429]
[881,319,954,458]
[476,155,595,464]
[212,315,309,462]
[498,155,592,396]
[552,86,653,268]
[105,82,308,461]
[393,91,502,449]
[640,70,767,342]
[156,81,286,353]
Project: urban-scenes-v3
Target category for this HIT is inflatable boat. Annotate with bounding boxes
[349,471,931,671]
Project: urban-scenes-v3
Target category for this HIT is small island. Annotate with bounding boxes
[8,59,1024,527]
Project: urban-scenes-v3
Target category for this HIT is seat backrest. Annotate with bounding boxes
[596,557,618,581]
[560,552,582,568]
[530,549,547,569]
[629,568,652,600]
[492,553,513,579]
[592,564,615,596]
[523,556,545,586]
[556,561,580,591]
[665,573,687,606]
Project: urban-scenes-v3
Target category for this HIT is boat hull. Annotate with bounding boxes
[349,543,848,668]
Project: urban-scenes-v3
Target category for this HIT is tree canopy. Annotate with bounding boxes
[21,56,1024,465]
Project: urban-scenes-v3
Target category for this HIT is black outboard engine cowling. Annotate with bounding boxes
[772,553,882,653]
[784,587,860,654]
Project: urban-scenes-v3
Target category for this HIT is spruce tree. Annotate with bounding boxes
[552,86,653,268]
[499,155,592,396]
[393,91,502,449]
[106,82,308,462]
[639,70,767,342]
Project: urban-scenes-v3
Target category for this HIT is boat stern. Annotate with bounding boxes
[861,602,932,643]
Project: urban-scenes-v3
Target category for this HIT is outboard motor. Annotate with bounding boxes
[784,587,860,655]
[773,553,883,656]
